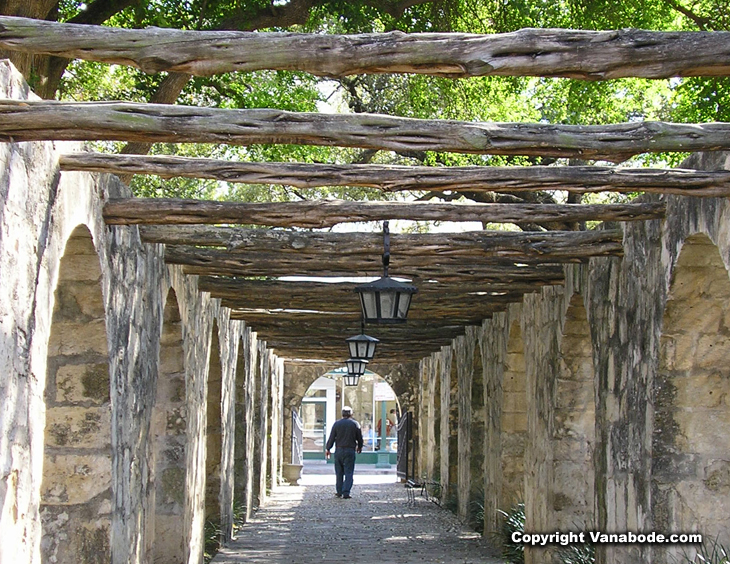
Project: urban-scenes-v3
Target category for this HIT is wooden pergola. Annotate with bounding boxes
[2,16,729,362]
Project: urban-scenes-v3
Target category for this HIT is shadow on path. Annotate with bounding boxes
[213,471,503,564]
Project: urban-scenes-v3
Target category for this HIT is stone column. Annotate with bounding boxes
[439,346,455,507]
[481,312,509,536]
[455,333,476,522]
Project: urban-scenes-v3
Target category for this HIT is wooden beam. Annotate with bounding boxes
[253,328,466,342]
[220,295,519,318]
[238,319,476,335]
[265,346,441,362]
[197,277,562,296]
[2,18,730,79]
[145,227,625,262]
[165,244,576,274]
[230,310,496,325]
[3,100,729,161]
[184,263,564,283]
[105,198,662,228]
[163,236,619,278]
[63,153,730,198]
[201,282,534,310]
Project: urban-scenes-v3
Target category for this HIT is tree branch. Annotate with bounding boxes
[68,0,138,25]
[664,0,710,30]
[218,0,318,31]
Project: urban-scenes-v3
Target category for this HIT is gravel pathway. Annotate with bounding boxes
[212,471,504,564]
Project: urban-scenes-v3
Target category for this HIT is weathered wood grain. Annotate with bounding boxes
[106,198,662,228]
[2,17,729,79]
[2,100,729,161]
[160,230,623,267]
[229,309,499,326]
[177,257,564,284]
[219,292,522,314]
[184,263,564,283]
[197,277,561,298]
[62,153,730,197]
[143,226,624,258]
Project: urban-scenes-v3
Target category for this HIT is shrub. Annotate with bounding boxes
[493,502,525,564]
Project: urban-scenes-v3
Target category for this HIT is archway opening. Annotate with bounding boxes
[654,233,730,562]
[151,289,187,564]
[299,370,400,465]
[205,322,223,525]
[41,225,111,564]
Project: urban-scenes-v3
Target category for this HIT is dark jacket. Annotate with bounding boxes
[326,417,364,451]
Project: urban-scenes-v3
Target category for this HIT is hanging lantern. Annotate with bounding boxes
[344,357,368,386]
[355,221,417,324]
[346,332,379,360]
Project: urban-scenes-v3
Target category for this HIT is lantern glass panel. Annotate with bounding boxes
[345,358,367,376]
[343,373,360,386]
[360,292,378,320]
[379,290,397,319]
[397,293,412,319]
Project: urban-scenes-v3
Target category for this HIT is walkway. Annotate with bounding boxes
[212,463,503,564]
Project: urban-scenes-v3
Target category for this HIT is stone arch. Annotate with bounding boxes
[501,320,526,511]
[150,289,187,564]
[653,233,730,562]
[553,293,595,530]
[41,225,111,564]
[205,322,223,526]
[295,369,400,458]
[470,333,485,529]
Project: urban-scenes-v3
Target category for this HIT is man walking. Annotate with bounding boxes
[325,406,364,499]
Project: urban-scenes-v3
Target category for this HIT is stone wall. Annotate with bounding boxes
[0,62,282,564]
[412,151,730,564]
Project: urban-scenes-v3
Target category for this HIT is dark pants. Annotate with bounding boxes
[334,448,356,496]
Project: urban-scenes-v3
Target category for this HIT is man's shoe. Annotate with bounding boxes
[335,493,342,498]
[342,494,351,499]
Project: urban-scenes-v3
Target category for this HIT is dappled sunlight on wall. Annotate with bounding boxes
[654,233,730,563]
[41,225,111,564]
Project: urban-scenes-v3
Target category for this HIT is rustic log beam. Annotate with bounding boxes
[183,264,564,283]
[106,198,662,228]
[197,276,561,296]
[237,319,475,334]
[231,309,495,326]
[251,327,466,341]
[2,17,730,79]
[163,235,620,274]
[204,285,531,309]
[2,100,728,161]
[165,245,574,273]
[219,293,521,315]
[63,153,730,198]
[148,228,623,264]
[264,346,443,362]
